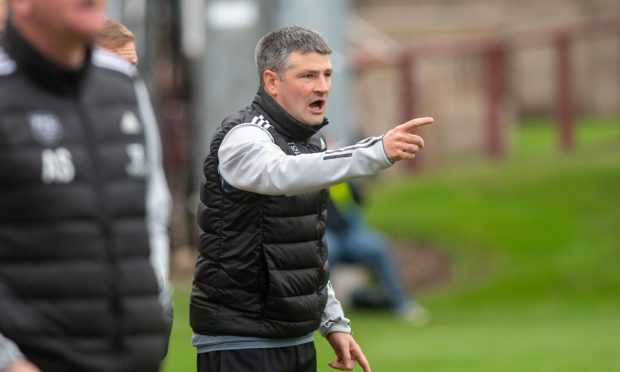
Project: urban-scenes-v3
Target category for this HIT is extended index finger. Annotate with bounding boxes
[350,341,371,372]
[398,116,434,132]
[353,349,372,372]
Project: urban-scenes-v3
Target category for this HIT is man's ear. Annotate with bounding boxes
[262,70,280,97]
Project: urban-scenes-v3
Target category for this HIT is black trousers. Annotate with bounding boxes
[197,342,316,372]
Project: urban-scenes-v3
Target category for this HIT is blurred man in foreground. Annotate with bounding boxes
[191,25,433,372]
[0,0,171,371]
[95,15,176,356]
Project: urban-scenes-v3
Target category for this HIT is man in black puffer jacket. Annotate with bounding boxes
[0,1,171,371]
[191,25,434,372]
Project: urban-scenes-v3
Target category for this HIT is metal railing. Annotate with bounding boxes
[350,15,620,159]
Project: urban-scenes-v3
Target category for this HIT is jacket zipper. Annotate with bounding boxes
[74,97,124,352]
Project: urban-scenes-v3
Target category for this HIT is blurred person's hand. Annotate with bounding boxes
[6,359,41,372]
[327,332,371,372]
[383,117,434,163]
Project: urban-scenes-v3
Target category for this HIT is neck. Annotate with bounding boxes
[12,18,87,70]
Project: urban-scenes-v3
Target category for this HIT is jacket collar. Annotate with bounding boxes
[252,86,328,141]
[4,20,91,96]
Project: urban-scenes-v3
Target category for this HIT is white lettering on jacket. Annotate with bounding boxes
[41,147,75,184]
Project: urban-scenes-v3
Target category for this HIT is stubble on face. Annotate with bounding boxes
[64,0,108,40]
[272,51,333,126]
[31,0,107,41]
[0,0,6,32]
[10,0,108,68]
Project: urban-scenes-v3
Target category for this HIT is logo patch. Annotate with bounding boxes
[288,142,301,156]
[121,111,142,135]
[320,137,327,150]
[0,48,16,76]
[126,143,148,177]
[29,112,63,147]
[41,147,75,184]
[250,115,272,130]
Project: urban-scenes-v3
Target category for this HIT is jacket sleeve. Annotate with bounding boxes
[0,333,24,371]
[92,49,172,301]
[135,80,173,307]
[319,281,352,337]
[218,124,392,196]
[135,80,174,355]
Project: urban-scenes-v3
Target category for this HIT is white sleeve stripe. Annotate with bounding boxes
[249,115,273,130]
[357,137,375,145]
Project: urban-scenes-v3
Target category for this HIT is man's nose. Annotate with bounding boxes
[314,76,330,94]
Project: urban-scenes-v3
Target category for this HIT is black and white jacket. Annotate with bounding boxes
[191,87,391,339]
[0,21,171,372]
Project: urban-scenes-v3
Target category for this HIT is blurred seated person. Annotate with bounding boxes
[326,182,430,325]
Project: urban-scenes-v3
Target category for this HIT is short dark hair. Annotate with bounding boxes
[255,25,332,82]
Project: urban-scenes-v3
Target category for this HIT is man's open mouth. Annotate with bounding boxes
[309,99,325,111]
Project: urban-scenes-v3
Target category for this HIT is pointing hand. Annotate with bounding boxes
[382,116,434,163]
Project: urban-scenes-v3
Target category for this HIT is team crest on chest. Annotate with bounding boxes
[29,112,63,147]
[120,111,142,135]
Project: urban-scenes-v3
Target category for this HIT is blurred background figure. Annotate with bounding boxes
[327,182,430,325]
[94,16,175,355]
[0,1,171,371]
[95,18,138,65]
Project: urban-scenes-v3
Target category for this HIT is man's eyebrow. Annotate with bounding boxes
[297,68,334,74]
